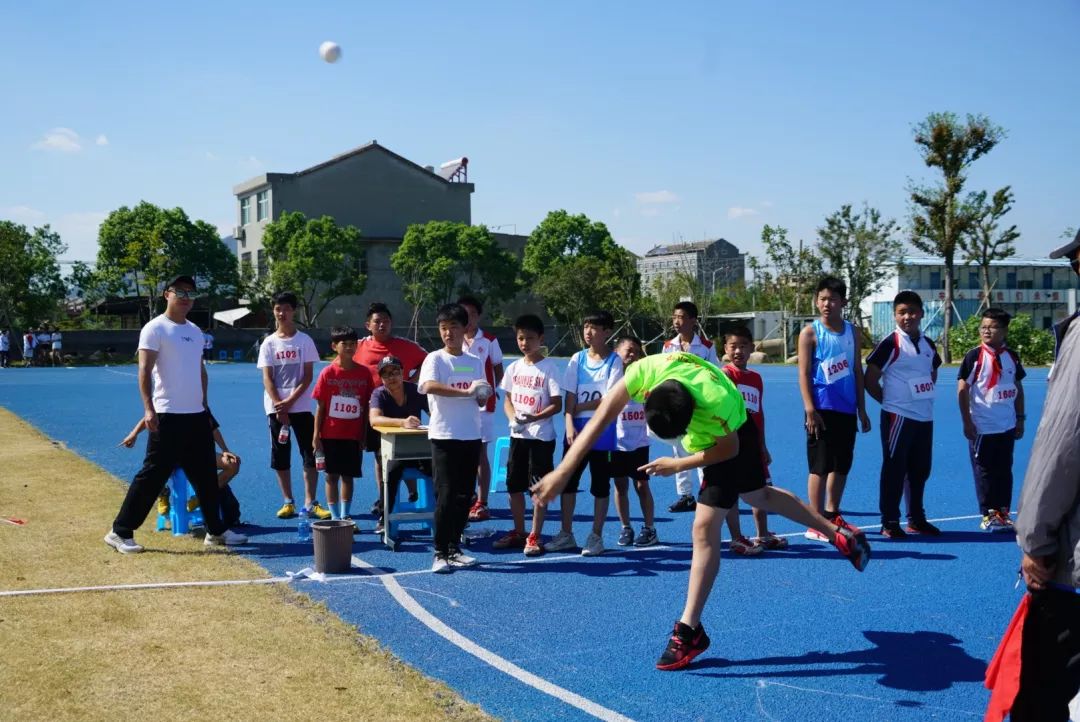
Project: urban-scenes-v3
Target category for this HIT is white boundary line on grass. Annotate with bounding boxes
[0,576,292,597]
[352,554,636,722]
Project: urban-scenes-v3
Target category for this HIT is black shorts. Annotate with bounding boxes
[806,410,857,475]
[506,437,556,494]
[268,412,316,471]
[698,419,768,509]
[563,441,612,497]
[321,438,362,478]
[609,447,649,482]
[365,428,381,456]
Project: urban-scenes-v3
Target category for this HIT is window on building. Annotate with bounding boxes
[1006,271,1017,288]
[1043,272,1053,290]
[1042,315,1053,330]
[1018,279,1033,290]
[240,196,251,225]
[929,271,941,289]
[256,191,269,222]
[256,249,267,279]
[968,272,978,289]
[240,251,252,274]
[356,251,368,276]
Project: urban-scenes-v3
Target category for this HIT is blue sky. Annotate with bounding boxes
[2,1,1077,267]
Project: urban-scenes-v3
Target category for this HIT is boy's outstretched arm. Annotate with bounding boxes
[533,380,630,503]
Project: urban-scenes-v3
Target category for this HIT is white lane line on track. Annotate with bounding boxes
[352,554,636,722]
[0,576,291,597]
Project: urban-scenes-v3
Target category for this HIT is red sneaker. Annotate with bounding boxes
[833,526,871,571]
[656,622,710,670]
[492,530,527,549]
[755,533,789,550]
[468,501,490,522]
[729,536,763,556]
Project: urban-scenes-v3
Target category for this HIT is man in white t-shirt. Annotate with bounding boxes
[105,274,247,553]
[458,295,504,522]
[203,329,214,362]
[50,327,63,366]
[257,291,330,520]
[0,329,10,367]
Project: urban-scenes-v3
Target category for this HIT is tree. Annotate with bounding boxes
[391,221,521,337]
[909,112,1005,362]
[960,186,1019,303]
[752,225,823,316]
[96,201,241,323]
[816,203,904,325]
[0,221,66,331]
[523,210,642,348]
[261,211,367,328]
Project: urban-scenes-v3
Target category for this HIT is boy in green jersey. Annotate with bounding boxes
[533,352,871,670]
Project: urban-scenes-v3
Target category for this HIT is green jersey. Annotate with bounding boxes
[622,352,747,453]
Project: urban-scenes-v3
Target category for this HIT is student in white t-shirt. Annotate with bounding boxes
[609,336,658,548]
[458,295,504,523]
[492,314,563,557]
[257,291,330,521]
[418,303,489,574]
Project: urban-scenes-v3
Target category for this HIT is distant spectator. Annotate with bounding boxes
[0,329,10,367]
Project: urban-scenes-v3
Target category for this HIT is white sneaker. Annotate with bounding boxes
[804,528,829,542]
[204,529,248,547]
[448,549,478,568]
[545,530,577,552]
[432,554,452,574]
[104,531,143,554]
[581,532,605,557]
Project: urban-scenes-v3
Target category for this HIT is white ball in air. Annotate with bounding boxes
[319,41,341,63]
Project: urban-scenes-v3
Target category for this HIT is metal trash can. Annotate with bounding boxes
[312,520,354,573]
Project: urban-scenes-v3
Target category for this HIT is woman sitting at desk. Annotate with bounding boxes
[369,355,431,532]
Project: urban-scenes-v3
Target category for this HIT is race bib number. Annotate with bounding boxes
[909,376,936,400]
[821,355,851,384]
[736,384,760,413]
[512,390,540,414]
[274,347,300,362]
[990,383,1017,404]
[329,395,361,420]
[620,408,646,423]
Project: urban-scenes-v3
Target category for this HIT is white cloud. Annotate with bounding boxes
[759,200,774,208]
[95,134,109,146]
[727,206,760,220]
[31,127,82,153]
[1,205,48,224]
[635,190,680,204]
[204,151,218,161]
[640,207,661,218]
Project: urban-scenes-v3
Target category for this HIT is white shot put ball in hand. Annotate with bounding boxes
[319,41,341,63]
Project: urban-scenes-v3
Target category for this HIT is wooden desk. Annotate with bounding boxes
[372,425,432,550]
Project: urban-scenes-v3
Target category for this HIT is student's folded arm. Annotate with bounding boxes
[503,393,516,423]
[419,380,470,397]
[693,431,739,468]
[533,396,562,421]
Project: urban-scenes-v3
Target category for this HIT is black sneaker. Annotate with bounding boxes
[617,526,634,546]
[881,521,907,539]
[668,495,697,513]
[906,517,941,536]
[656,622,710,670]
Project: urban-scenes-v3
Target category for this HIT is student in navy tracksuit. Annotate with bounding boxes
[865,290,942,538]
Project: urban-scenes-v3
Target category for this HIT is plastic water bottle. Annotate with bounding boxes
[278,425,290,444]
[297,508,312,542]
[315,450,326,471]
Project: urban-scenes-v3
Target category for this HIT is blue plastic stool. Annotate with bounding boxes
[155,469,204,536]
[387,467,434,538]
[233,349,244,361]
[218,350,227,361]
[489,436,511,493]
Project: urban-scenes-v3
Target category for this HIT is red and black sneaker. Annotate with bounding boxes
[906,516,941,536]
[656,622,710,671]
[832,514,863,535]
[832,526,871,571]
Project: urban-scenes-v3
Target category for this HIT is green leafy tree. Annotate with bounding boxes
[752,225,823,316]
[960,186,1019,303]
[0,221,66,331]
[262,211,366,328]
[96,201,241,322]
[523,210,642,348]
[817,203,904,325]
[391,221,521,337]
[949,312,1054,366]
[909,112,1005,362]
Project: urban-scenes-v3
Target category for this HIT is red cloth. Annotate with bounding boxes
[722,364,769,474]
[984,593,1031,722]
[353,336,427,387]
[312,362,374,441]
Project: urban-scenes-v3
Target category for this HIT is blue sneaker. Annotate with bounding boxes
[617,526,634,546]
[634,526,659,547]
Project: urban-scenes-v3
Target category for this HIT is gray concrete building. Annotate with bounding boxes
[232,141,489,328]
[637,238,746,296]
